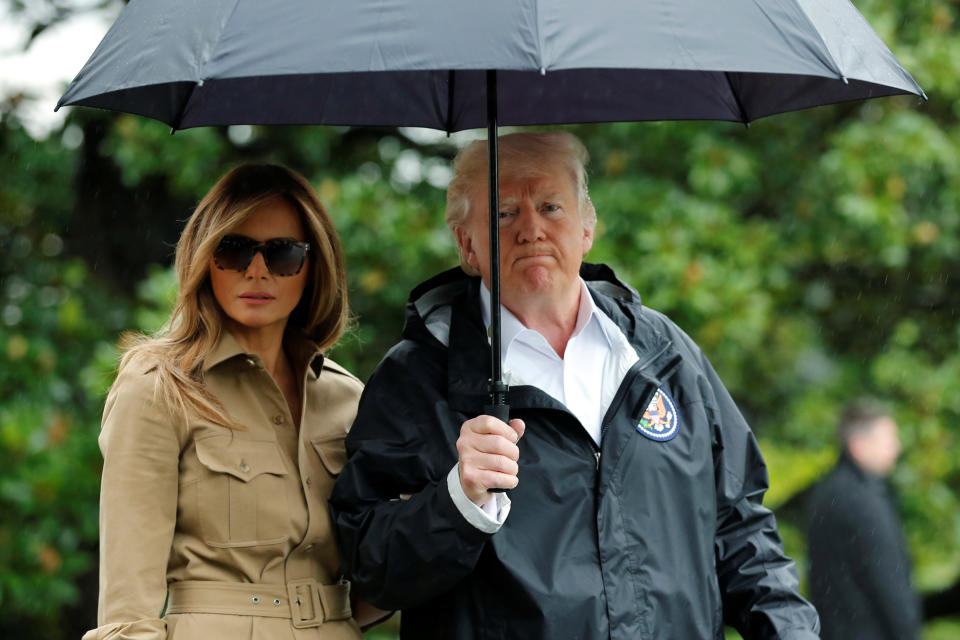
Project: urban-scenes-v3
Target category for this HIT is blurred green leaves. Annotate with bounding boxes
[0,246,125,636]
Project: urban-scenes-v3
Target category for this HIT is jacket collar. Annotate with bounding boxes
[407,264,677,415]
[838,450,888,487]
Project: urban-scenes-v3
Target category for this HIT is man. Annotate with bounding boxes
[807,399,919,640]
[331,132,820,639]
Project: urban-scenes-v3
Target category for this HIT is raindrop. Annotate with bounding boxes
[227,125,254,145]
[3,304,22,326]
[61,124,84,150]
[40,233,64,257]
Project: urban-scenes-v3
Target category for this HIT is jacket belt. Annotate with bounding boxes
[166,579,352,628]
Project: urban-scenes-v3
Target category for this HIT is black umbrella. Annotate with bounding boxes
[57,0,925,417]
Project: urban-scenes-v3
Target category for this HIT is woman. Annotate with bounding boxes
[84,164,379,639]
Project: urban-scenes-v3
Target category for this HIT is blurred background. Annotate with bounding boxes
[1,0,958,638]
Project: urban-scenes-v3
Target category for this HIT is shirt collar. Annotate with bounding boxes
[203,327,323,378]
[204,329,248,372]
[479,278,611,359]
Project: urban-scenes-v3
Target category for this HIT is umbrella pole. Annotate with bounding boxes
[484,69,509,423]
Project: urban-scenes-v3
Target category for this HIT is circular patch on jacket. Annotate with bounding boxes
[636,388,680,442]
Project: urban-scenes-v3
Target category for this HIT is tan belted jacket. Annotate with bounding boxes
[83,330,364,640]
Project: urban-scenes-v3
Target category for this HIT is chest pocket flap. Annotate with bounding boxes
[312,436,347,475]
[195,435,289,481]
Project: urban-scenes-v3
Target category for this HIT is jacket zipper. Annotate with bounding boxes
[594,348,682,473]
[598,342,671,444]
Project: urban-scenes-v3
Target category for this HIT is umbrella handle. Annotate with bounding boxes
[483,402,511,494]
[482,403,510,423]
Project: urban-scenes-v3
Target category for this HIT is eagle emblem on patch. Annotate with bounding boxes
[637,388,680,442]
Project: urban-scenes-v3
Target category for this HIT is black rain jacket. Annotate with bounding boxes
[331,264,820,640]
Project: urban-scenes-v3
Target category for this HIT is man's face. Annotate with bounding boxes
[455,162,594,314]
[852,416,902,476]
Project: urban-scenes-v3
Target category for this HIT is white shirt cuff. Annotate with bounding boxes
[446,464,511,534]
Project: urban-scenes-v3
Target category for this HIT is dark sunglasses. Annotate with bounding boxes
[213,235,310,276]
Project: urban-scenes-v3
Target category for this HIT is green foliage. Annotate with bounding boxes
[322,163,456,375]
[0,116,131,636]
[133,265,179,334]
[3,0,960,637]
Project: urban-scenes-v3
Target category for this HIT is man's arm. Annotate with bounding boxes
[701,354,821,640]
[330,345,519,610]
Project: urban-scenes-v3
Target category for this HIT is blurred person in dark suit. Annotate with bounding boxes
[806,398,920,640]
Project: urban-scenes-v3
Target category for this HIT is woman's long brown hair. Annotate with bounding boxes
[117,164,350,428]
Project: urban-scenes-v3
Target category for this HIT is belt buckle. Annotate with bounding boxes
[286,578,324,629]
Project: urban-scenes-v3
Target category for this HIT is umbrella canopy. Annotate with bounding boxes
[57,0,924,131]
[57,0,925,412]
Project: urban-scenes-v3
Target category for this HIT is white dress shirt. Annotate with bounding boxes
[447,278,639,530]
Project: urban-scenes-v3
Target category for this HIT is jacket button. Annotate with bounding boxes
[239,460,251,473]
[246,357,256,367]
[304,544,314,551]
[305,477,311,487]
[273,415,284,425]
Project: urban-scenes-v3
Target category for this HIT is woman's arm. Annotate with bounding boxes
[83,367,182,640]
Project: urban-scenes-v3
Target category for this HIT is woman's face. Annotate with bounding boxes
[208,197,310,337]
